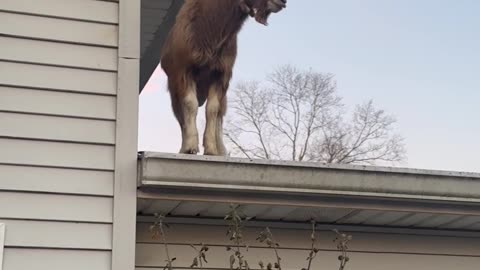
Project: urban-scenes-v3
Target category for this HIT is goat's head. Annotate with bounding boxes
[243,0,287,26]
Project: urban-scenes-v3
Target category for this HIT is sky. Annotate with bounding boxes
[138,0,480,173]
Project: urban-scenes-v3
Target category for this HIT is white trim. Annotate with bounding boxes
[111,0,140,269]
[118,0,140,58]
[0,223,5,270]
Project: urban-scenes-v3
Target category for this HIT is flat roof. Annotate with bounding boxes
[137,152,480,233]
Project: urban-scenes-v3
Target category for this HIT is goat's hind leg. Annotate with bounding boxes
[203,82,227,156]
[215,96,227,156]
[169,75,199,154]
[203,83,222,155]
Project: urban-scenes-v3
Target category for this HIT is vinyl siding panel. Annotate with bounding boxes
[3,249,111,270]
[0,86,117,120]
[136,245,480,270]
[0,1,121,269]
[135,223,480,270]
[0,112,115,144]
[0,62,117,95]
[0,12,118,46]
[0,139,115,170]
[0,0,119,24]
[136,255,480,270]
[136,223,480,256]
[1,219,112,250]
[0,192,113,223]
[0,164,114,196]
[0,36,118,71]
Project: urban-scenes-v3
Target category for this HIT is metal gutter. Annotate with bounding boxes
[139,152,480,178]
[138,152,480,205]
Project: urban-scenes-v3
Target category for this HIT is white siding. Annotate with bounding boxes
[0,139,115,170]
[0,36,118,71]
[0,1,119,269]
[1,219,112,249]
[0,112,115,144]
[135,222,480,270]
[0,62,117,95]
[4,249,112,270]
[0,192,112,223]
[0,0,119,23]
[0,86,116,120]
[0,12,118,46]
[0,164,113,196]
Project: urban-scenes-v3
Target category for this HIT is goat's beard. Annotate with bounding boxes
[253,8,272,26]
[242,0,284,26]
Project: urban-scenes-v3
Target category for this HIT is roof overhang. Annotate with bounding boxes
[139,0,183,92]
[137,152,480,233]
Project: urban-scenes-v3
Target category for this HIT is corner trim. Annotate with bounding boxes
[111,0,140,269]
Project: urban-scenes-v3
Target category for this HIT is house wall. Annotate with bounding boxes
[0,0,138,269]
[135,222,480,270]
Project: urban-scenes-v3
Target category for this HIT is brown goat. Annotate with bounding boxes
[160,0,287,155]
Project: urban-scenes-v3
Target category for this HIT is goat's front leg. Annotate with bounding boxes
[203,84,223,156]
[180,81,199,154]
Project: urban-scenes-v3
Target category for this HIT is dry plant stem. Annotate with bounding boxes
[338,247,349,270]
[266,228,282,270]
[190,244,209,269]
[150,214,175,270]
[149,207,354,270]
[233,208,242,267]
[226,204,250,270]
[234,222,243,269]
[159,221,172,264]
[333,229,352,270]
[257,227,282,270]
[306,221,318,270]
[339,253,346,270]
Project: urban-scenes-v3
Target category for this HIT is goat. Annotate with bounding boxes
[160,0,287,155]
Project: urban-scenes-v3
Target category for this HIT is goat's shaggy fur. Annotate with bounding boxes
[161,0,286,155]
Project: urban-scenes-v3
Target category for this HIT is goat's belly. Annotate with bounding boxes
[191,65,215,107]
[196,91,208,107]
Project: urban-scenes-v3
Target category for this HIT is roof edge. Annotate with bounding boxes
[138,151,480,179]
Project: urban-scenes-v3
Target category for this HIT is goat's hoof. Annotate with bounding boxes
[216,144,226,156]
[203,148,218,156]
[180,147,199,155]
[204,146,222,156]
[210,149,226,156]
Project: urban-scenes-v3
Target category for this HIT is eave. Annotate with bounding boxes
[139,0,183,92]
[137,152,480,233]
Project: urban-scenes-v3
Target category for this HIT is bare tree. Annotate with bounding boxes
[225,65,406,165]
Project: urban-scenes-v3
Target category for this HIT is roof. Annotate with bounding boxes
[137,152,480,234]
[140,0,183,91]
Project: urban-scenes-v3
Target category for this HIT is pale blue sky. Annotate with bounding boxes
[139,0,480,172]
